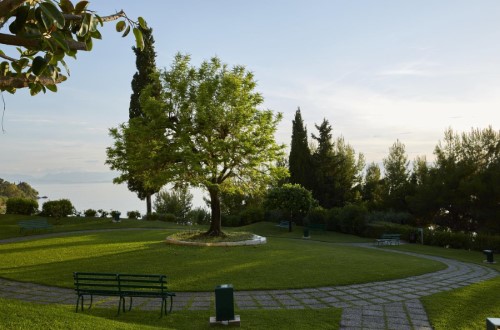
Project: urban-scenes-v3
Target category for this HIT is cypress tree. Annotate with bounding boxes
[288,108,312,190]
[127,27,161,215]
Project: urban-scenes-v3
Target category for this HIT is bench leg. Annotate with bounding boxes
[128,296,133,311]
[75,295,83,313]
[117,296,126,315]
[161,298,166,318]
[89,294,93,309]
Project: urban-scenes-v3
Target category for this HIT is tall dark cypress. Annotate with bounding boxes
[288,108,312,190]
[127,27,161,215]
[311,119,336,208]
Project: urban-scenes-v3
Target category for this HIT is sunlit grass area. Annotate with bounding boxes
[422,277,500,330]
[387,243,500,329]
[0,298,341,330]
[0,230,445,291]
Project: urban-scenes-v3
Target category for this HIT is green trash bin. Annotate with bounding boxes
[483,250,494,263]
[215,284,235,321]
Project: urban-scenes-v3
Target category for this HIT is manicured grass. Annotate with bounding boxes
[422,277,500,330]
[0,230,445,291]
[388,243,500,272]
[0,214,183,240]
[0,298,341,329]
[387,243,500,329]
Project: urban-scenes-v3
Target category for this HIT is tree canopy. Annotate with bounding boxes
[0,0,146,95]
[107,54,288,235]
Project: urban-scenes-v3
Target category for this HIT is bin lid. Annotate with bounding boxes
[216,284,233,289]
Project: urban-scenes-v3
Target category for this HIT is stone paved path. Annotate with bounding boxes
[0,233,497,329]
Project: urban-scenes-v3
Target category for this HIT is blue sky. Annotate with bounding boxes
[2,0,500,181]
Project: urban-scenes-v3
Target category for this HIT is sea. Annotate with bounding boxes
[34,182,207,217]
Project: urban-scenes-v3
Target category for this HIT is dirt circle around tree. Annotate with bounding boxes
[164,234,267,247]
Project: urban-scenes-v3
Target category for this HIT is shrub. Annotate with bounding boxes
[144,213,159,221]
[97,209,108,218]
[110,210,121,220]
[338,204,368,235]
[222,214,240,227]
[6,197,38,215]
[154,186,192,220]
[326,208,341,231]
[84,209,97,217]
[186,207,210,225]
[305,207,328,225]
[239,206,264,226]
[158,213,177,222]
[41,199,74,218]
[366,210,414,225]
[127,210,141,219]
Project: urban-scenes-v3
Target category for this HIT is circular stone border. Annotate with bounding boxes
[165,234,267,247]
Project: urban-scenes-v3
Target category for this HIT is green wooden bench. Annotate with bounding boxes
[276,221,290,228]
[17,219,53,233]
[375,234,401,246]
[307,223,326,231]
[73,272,176,317]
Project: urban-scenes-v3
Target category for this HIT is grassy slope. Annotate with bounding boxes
[0,230,445,291]
[0,298,341,330]
[390,244,500,330]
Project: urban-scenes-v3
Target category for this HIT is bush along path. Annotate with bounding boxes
[0,237,497,329]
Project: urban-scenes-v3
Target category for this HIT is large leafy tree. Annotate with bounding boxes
[288,107,313,190]
[264,183,315,232]
[109,54,288,236]
[126,27,161,215]
[0,0,146,95]
[430,127,499,232]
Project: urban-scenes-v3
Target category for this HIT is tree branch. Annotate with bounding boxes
[0,0,26,20]
[62,10,126,23]
[0,74,66,89]
[0,33,87,51]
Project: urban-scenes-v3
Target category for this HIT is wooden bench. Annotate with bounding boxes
[307,223,326,231]
[73,272,176,317]
[376,234,401,246]
[18,219,53,233]
[276,221,290,228]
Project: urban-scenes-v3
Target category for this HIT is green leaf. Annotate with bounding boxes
[91,30,102,40]
[59,0,74,13]
[133,27,144,50]
[74,1,89,14]
[50,31,69,52]
[0,62,10,76]
[46,84,57,92]
[115,20,126,32]
[85,37,93,51]
[122,25,131,37]
[39,2,65,29]
[9,6,30,34]
[32,56,48,76]
[138,17,147,30]
[11,62,21,73]
[60,59,70,76]
[77,13,91,37]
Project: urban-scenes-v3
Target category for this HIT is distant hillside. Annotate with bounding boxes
[0,179,39,213]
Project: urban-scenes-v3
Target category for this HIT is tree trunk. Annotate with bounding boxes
[146,194,152,216]
[206,187,223,236]
[289,210,293,232]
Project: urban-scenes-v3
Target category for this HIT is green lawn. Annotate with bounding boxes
[2,215,498,329]
[0,298,341,330]
[0,229,445,291]
[388,244,500,329]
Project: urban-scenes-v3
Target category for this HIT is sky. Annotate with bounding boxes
[1,1,500,212]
